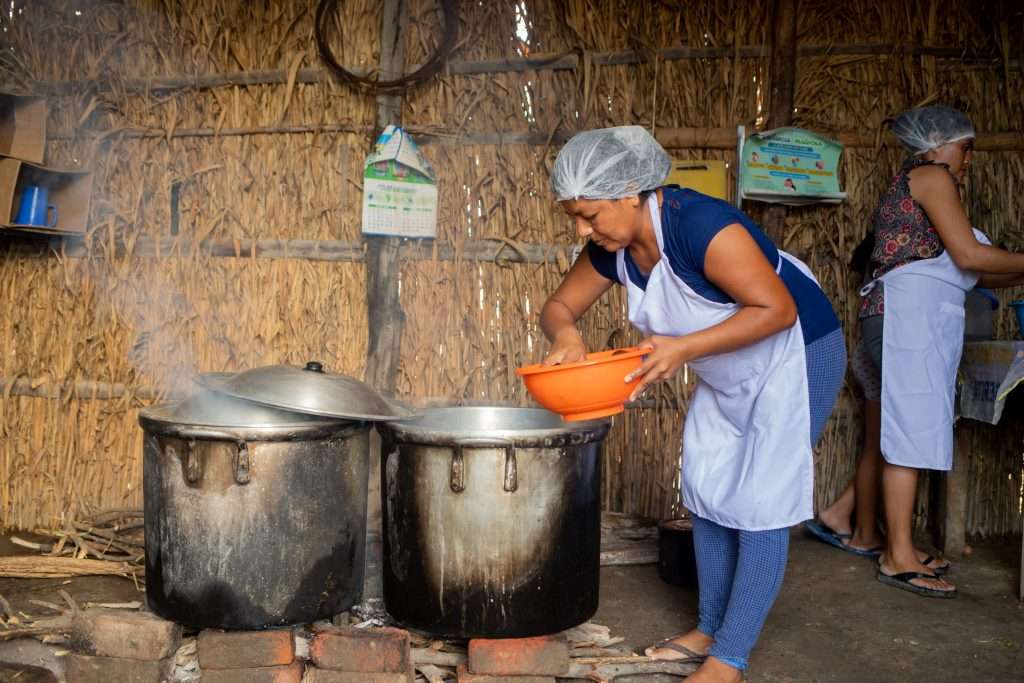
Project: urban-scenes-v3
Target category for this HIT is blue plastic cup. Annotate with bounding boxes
[1009,301,1024,337]
[15,185,57,227]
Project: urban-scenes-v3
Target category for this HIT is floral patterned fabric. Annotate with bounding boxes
[859,158,951,318]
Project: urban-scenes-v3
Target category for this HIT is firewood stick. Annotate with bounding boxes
[0,616,71,642]
[10,537,52,553]
[83,601,143,610]
[411,648,467,667]
[566,655,700,680]
[85,510,144,525]
[57,589,79,613]
[29,599,66,613]
[570,646,633,658]
[0,556,138,579]
[414,663,448,683]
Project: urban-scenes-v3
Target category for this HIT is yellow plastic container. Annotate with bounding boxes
[667,159,729,201]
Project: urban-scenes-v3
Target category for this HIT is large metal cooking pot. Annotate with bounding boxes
[139,362,414,630]
[378,406,610,638]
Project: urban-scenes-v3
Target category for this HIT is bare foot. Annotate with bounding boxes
[915,549,950,572]
[878,557,955,594]
[880,551,951,573]
[687,656,744,682]
[817,507,853,538]
[842,528,885,553]
[644,629,713,661]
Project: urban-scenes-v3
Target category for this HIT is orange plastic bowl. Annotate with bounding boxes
[515,347,647,421]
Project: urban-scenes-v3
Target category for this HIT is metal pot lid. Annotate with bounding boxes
[139,385,340,430]
[378,405,610,447]
[193,362,418,422]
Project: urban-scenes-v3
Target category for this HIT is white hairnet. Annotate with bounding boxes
[550,126,671,201]
[890,105,975,156]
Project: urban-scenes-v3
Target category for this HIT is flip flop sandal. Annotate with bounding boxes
[920,554,951,576]
[803,520,883,559]
[876,569,957,598]
[644,639,708,663]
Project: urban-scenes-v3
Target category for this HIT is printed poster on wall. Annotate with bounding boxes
[739,127,846,206]
[361,125,438,238]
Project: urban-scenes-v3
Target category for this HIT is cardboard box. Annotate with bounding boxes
[0,92,47,164]
[0,157,93,235]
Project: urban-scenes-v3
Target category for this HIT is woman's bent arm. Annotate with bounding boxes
[625,224,798,395]
[911,165,1024,274]
[539,249,614,364]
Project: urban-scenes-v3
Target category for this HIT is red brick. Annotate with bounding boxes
[303,669,412,683]
[65,653,171,683]
[197,629,295,670]
[199,661,303,683]
[308,626,411,674]
[456,664,555,683]
[70,608,181,660]
[467,636,569,676]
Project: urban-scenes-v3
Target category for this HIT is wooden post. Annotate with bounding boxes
[361,0,408,606]
[364,0,408,395]
[941,423,971,557]
[761,0,798,244]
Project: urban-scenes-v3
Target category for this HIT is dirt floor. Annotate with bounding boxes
[0,530,1022,682]
[595,529,1024,682]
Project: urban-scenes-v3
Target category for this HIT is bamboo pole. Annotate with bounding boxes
[34,44,1003,96]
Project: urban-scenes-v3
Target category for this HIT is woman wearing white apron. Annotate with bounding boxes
[805,106,1024,599]
[540,127,845,683]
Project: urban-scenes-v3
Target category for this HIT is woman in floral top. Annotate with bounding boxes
[860,157,950,318]
[806,106,1024,599]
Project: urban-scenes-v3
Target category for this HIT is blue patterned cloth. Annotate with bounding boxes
[687,329,845,672]
[805,328,847,444]
[693,515,790,671]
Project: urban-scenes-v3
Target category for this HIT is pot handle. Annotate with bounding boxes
[452,438,517,493]
[169,440,202,485]
[234,441,251,485]
[449,449,465,493]
[184,439,200,484]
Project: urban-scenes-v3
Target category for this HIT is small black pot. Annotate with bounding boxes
[657,518,698,589]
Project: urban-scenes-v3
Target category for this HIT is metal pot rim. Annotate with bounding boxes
[379,405,609,447]
[138,410,365,442]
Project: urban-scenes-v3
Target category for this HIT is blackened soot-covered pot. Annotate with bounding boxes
[139,362,415,629]
[377,406,610,638]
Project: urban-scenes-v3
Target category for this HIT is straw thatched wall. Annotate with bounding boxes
[1,0,1021,538]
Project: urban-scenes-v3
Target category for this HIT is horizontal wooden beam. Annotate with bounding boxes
[47,236,576,264]
[48,123,1024,152]
[46,124,567,146]
[0,377,168,401]
[46,123,366,140]
[36,44,1002,96]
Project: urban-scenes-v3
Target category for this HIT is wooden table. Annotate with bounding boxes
[948,341,1024,599]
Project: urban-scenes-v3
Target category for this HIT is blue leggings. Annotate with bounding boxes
[690,330,845,670]
[693,516,789,670]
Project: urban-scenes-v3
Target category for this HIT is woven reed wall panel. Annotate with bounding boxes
[0,0,1020,536]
